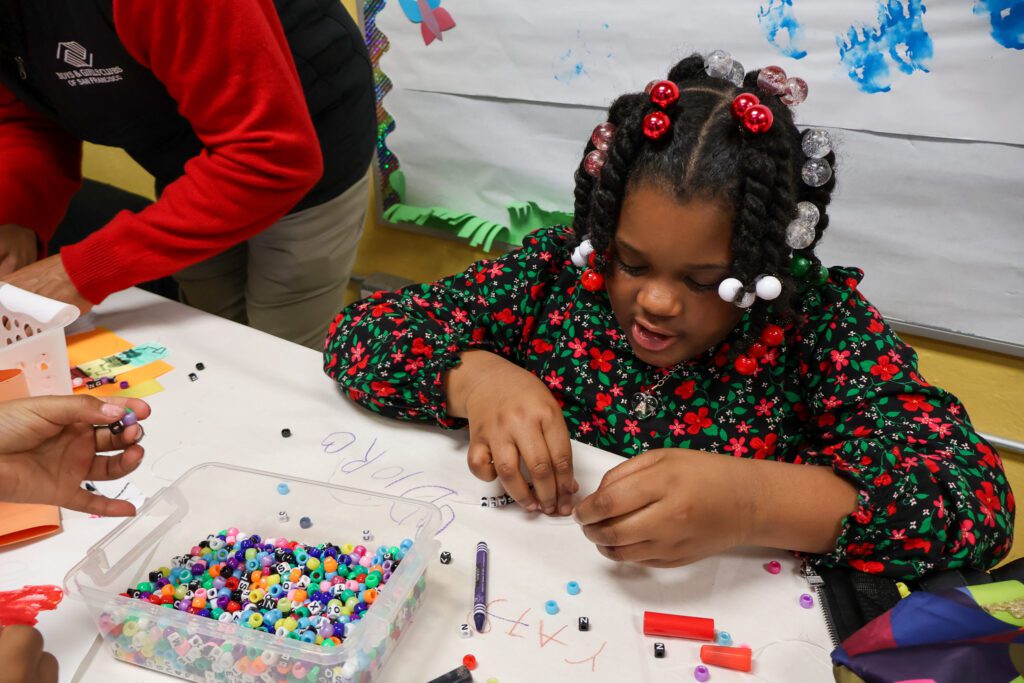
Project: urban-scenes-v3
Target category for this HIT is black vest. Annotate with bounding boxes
[0,0,375,213]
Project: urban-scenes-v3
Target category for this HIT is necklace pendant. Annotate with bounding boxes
[631,392,659,420]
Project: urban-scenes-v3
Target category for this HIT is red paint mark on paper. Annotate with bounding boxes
[565,641,608,673]
[0,585,63,626]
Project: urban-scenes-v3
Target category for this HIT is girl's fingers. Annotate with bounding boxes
[63,487,136,517]
[514,428,558,514]
[540,414,576,516]
[85,445,145,482]
[93,423,144,452]
[491,440,538,512]
[466,440,497,482]
[37,652,59,683]
[0,625,44,682]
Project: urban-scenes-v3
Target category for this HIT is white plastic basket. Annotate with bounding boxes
[0,284,80,396]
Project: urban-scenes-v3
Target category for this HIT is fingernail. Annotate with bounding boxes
[544,506,555,515]
[101,403,124,418]
[560,504,572,516]
[526,503,539,512]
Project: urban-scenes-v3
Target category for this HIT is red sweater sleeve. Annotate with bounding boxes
[61,0,324,303]
[0,82,83,242]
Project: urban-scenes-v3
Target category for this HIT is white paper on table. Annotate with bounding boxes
[85,478,146,512]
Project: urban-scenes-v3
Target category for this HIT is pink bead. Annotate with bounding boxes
[780,77,808,106]
[227,527,239,536]
[190,546,202,556]
[225,537,236,546]
[756,65,787,95]
[766,560,782,574]
[319,581,331,592]
[359,556,373,568]
[590,122,616,151]
[583,150,607,178]
[347,580,360,591]
[353,545,366,557]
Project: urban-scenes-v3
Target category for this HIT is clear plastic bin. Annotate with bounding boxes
[64,463,442,682]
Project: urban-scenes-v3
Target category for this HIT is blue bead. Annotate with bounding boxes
[545,600,559,615]
[300,630,316,643]
[567,581,581,595]
[277,483,290,495]
[715,630,733,646]
[299,517,312,529]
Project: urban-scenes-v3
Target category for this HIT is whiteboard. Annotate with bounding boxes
[364,0,1024,348]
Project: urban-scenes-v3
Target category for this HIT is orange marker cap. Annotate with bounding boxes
[700,645,752,672]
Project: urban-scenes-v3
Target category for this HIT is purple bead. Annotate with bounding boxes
[382,560,393,571]
[119,381,129,389]
[308,547,323,558]
[694,665,710,682]
[213,577,226,589]
[382,571,392,582]
[122,411,138,427]
[155,577,170,587]
[191,565,204,576]
[197,609,211,618]
[323,547,338,558]
[249,535,261,545]
[799,593,814,609]
[225,558,239,570]
[354,603,367,615]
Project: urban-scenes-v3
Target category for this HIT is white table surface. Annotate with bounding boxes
[2,288,834,683]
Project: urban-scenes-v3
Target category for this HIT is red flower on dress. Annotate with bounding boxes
[751,434,778,459]
[624,419,640,436]
[589,348,615,372]
[755,399,775,417]
[371,302,394,317]
[544,371,564,391]
[669,419,687,437]
[869,355,899,381]
[494,308,517,324]
[411,338,434,358]
[567,338,588,358]
[898,394,934,413]
[674,380,696,400]
[683,407,712,434]
[830,349,851,370]
[848,559,885,574]
[867,318,885,334]
[595,392,613,411]
[904,538,932,554]
[370,381,397,397]
[725,437,748,457]
[532,338,554,354]
[976,481,1002,512]
[346,355,368,376]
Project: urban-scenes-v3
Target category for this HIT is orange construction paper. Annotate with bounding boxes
[0,368,30,403]
[67,328,172,398]
[0,504,61,547]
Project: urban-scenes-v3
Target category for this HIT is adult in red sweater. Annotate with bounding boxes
[0,0,376,348]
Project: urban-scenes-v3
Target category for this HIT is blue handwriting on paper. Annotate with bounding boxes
[322,432,456,535]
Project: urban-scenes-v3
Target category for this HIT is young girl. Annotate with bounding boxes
[324,52,1013,579]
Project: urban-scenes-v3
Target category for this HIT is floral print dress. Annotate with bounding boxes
[324,226,1014,579]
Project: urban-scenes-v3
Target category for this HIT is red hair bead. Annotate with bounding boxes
[749,342,767,359]
[731,93,760,118]
[734,355,757,376]
[581,269,605,292]
[742,104,773,134]
[648,80,680,109]
[642,111,671,140]
[761,324,784,347]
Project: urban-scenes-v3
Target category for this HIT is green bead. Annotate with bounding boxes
[340,590,355,603]
[814,265,829,285]
[136,582,153,593]
[388,546,400,556]
[295,606,311,619]
[321,640,336,648]
[244,548,257,560]
[791,255,811,277]
[202,578,213,589]
[210,608,224,620]
[365,574,380,589]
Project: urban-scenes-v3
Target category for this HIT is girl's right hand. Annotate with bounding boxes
[446,350,578,516]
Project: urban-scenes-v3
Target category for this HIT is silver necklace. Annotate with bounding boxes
[630,363,687,420]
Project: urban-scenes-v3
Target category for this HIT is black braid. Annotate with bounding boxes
[571,52,838,341]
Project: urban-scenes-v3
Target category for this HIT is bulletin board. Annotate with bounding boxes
[362,0,1024,349]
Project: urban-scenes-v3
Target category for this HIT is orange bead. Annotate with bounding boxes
[249,659,267,674]
[235,657,251,673]
[289,569,302,582]
[161,585,174,597]
[364,589,378,604]
[292,589,308,604]
[209,565,221,578]
[370,565,383,574]
[329,637,341,645]
[323,558,338,573]
[251,571,262,584]
[192,596,207,609]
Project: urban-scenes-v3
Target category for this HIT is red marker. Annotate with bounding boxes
[700,645,753,672]
[643,611,715,641]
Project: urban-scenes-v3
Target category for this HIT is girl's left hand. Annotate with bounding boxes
[573,448,757,568]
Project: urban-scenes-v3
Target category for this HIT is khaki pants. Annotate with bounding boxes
[174,171,369,350]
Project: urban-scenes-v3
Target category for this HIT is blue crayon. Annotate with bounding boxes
[473,541,488,632]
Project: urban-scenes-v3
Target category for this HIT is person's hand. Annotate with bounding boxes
[3,254,92,313]
[0,395,151,516]
[447,350,578,516]
[0,626,57,683]
[574,449,757,567]
[0,224,38,278]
